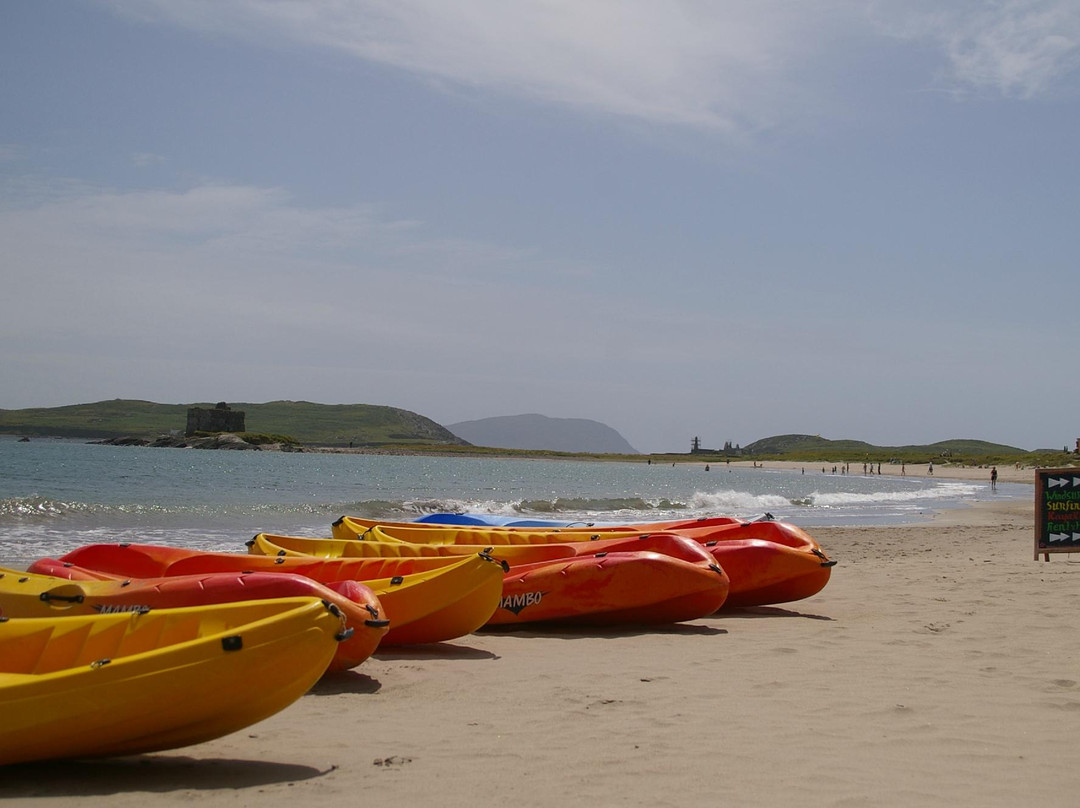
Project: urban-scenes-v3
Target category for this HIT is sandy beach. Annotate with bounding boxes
[6,479,1080,807]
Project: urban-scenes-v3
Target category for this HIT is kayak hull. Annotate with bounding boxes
[490,551,729,626]
[0,598,343,765]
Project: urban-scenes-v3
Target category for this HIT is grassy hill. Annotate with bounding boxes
[699,433,1071,468]
[0,400,467,447]
[742,434,1025,457]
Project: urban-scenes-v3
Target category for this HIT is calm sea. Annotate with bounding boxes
[0,436,1025,569]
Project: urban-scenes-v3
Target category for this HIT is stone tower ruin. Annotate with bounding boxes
[185,402,246,436]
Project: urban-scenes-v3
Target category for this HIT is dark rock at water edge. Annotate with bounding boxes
[93,434,303,451]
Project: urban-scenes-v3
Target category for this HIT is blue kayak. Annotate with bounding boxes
[412,512,595,527]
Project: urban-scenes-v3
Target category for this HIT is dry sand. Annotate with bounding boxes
[5,478,1080,807]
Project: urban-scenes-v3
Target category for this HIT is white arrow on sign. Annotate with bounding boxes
[1049,533,1080,542]
[1048,477,1080,488]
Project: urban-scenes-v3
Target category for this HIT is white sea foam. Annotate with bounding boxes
[687,490,792,515]
[804,482,981,508]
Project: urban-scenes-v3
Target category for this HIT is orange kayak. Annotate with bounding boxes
[30,546,505,646]
[0,566,387,673]
[490,550,729,626]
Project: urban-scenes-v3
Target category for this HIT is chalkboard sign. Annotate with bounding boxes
[1035,467,1080,560]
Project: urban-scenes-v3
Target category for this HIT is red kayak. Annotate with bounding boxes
[29,546,507,647]
[2,565,387,673]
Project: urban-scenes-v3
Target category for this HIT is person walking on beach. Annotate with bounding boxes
[928,462,934,476]
[990,466,998,491]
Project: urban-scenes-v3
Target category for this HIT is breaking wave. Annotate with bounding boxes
[795,482,982,509]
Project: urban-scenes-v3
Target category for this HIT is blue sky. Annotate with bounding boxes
[2,1,1078,453]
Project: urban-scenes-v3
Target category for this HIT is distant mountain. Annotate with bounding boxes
[447,414,638,454]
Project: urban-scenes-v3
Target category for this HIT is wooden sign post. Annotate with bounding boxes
[1035,467,1080,560]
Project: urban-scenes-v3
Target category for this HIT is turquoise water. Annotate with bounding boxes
[0,437,1024,568]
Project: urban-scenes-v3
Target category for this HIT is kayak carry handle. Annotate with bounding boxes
[39,591,85,604]
[478,551,510,573]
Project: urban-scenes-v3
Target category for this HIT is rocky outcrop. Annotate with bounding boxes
[94,433,301,451]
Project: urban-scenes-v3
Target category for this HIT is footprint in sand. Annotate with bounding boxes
[373,756,413,766]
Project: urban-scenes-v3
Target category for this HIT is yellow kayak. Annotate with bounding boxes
[353,554,506,645]
[0,597,347,765]
[332,515,639,545]
[248,531,577,564]
[34,543,506,647]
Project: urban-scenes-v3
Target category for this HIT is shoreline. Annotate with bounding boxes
[716,458,1035,485]
[25,435,1071,482]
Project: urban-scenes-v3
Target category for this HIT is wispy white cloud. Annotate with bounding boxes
[98,0,1080,138]
[97,1,857,134]
[872,0,1080,98]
